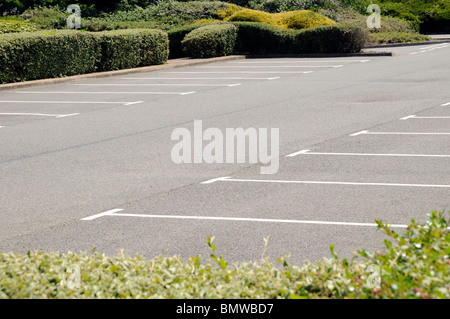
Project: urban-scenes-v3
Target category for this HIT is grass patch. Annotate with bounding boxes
[1,211,448,299]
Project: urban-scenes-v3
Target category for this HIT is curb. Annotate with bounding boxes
[0,55,245,92]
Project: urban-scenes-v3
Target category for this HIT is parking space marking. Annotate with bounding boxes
[197,65,343,68]
[0,100,141,105]
[80,208,124,221]
[441,102,450,106]
[400,115,450,120]
[410,43,449,55]
[122,77,281,80]
[166,71,313,74]
[230,59,370,63]
[0,112,79,118]
[201,176,450,188]
[17,91,196,95]
[350,130,450,136]
[286,149,450,158]
[80,210,411,229]
[73,83,242,87]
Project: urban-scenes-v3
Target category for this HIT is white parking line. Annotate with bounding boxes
[74,83,242,87]
[80,208,124,221]
[0,112,79,118]
[122,77,281,80]
[0,101,140,105]
[230,60,370,63]
[17,91,196,95]
[201,176,450,188]
[197,65,343,68]
[400,115,450,120]
[350,130,450,136]
[286,149,450,158]
[81,211,410,229]
[441,102,450,106]
[166,71,313,74]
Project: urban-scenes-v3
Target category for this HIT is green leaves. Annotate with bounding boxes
[0,211,448,299]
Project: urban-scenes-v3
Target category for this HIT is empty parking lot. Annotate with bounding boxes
[0,43,449,264]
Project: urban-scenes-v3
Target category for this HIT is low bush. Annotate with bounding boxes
[0,28,169,84]
[181,23,238,58]
[0,17,39,34]
[233,21,293,54]
[94,28,169,71]
[0,211,448,299]
[233,21,367,54]
[0,30,99,84]
[168,23,206,59]
[293,24,368,53]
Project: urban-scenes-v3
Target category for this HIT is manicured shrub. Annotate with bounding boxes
[293,24,368,53]
[232,22,367,55]
[0,28,169,84]
[168,23,206,59]
[181,23,238,58]
[0,30,99,84]
[232,21,293,54]
[94,28,169,71]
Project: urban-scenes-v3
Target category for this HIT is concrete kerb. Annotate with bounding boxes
[365,39,450,49]
[0,51,395,91]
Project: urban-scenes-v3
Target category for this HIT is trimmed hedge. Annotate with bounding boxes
[95,29,169,72]
[0,29,169,84]
[233,22,368,55]
[182,23,238,58]
[168,23,206,59]
[0,31,99,84]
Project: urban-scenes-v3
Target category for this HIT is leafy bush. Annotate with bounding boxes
[182,23,238,58]
[233,21,293,54]
[0,17,39,34]
[293,24,368,53]
[95,28,169,71]
[226,8,336,30]
[0,211,448,299]
[168,23,206,58]
[0,30,99,84]
[232,21,367,54]
[0,28,169,84]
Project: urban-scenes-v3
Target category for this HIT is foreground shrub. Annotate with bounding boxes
[182,23,238,58]
[0,30,99,84]
[168,23,207,59]
[0,29,169,84]
[0,211,448,299]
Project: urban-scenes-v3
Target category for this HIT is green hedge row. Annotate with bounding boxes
[179,22,368,58]
[0,29,169,84]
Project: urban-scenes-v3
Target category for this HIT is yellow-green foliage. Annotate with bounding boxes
[0,18,39,34]
[224,8,336,30]
[215,3,242,20]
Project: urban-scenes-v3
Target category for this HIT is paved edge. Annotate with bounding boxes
[0,52,394,91]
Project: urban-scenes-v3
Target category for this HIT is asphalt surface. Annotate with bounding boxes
[0,42,449,265]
